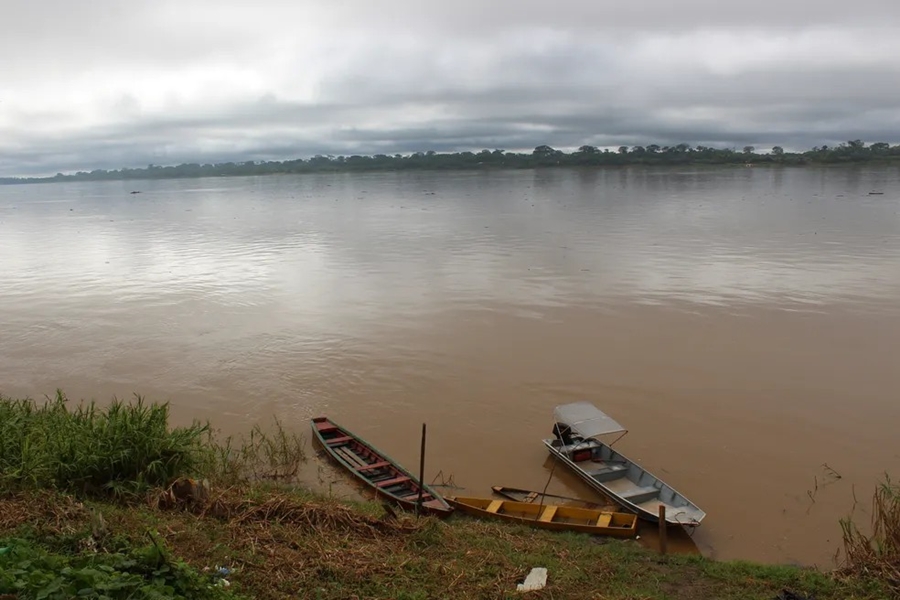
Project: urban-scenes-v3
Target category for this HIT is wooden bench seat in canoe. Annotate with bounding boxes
[356,460,391,472]
[376,476,411,488]
[325,436,352,446]
[400,491,432,501]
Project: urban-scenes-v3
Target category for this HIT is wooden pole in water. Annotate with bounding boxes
[416,423,426,517]
[658,505,668,555]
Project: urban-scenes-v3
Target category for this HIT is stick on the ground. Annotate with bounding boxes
[416,423,426,516]
[659,505,668,555]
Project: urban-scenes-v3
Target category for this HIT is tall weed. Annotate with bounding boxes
[840,475,900,594]
[0,391,208,497]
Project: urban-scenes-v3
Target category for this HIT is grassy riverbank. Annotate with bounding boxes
[0,393,895,599]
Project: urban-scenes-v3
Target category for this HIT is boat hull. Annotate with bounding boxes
[449,496,637,538]
[542,438,705,526]
[311,416,453,517]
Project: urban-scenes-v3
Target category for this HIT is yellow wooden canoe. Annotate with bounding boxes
[448,496,638,538]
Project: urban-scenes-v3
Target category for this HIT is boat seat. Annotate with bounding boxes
[486,500,503,513]
[326,436,352,446]
[376,476,410,488]
[538,506,558,522]
[315,422,338,433]
[356,460,391,472]
[591,464,628,483]
[620,486,660,504]
[400,491,432,501]
[595,513,612,528]
[590,463,624,471]
[333,447,366,467]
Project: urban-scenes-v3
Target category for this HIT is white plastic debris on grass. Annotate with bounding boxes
[516,567,548,592]
[206,565,232,588]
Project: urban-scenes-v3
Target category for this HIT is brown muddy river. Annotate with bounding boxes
[1,167,899,566]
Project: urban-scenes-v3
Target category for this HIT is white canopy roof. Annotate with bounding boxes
[553,402,626,438]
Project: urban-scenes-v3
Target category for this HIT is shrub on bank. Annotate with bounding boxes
[0,391,307,498]
[0,391,209,497]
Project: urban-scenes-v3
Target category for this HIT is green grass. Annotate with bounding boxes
[0,534,240,600]
[0,391,209,498]
[0,392,306,499]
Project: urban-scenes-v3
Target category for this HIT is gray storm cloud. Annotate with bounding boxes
[1,0,899,176]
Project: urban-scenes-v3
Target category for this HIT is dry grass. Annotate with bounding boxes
[0,490,91,535]
[152,481,420,537]
[1,486,888,600]
[839,476,900,595]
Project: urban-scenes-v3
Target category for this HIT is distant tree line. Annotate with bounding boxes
[3,140,900,185]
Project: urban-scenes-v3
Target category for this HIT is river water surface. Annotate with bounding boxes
[1,167,899,565]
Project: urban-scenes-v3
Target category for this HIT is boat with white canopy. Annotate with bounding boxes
[542,402,706,526]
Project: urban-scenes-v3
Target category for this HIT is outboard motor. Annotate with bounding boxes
[552,422,574,446]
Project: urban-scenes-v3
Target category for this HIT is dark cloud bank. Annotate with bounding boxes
[2,0,900,176]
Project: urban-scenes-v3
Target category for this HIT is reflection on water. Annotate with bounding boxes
[1,167,899,565]
[3,168,899,315]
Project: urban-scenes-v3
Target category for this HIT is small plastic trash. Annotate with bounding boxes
[516,567,548,592]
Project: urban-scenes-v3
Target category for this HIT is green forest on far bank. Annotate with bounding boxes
[3,139,900,185]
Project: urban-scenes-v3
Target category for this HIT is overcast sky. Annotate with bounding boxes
[2,0,900,176]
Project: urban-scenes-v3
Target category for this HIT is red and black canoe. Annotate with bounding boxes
[310,416,454,517]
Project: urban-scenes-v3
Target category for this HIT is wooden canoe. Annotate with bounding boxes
[448,496,638,538]
[491,486,618,512]
[310,416,453,517]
